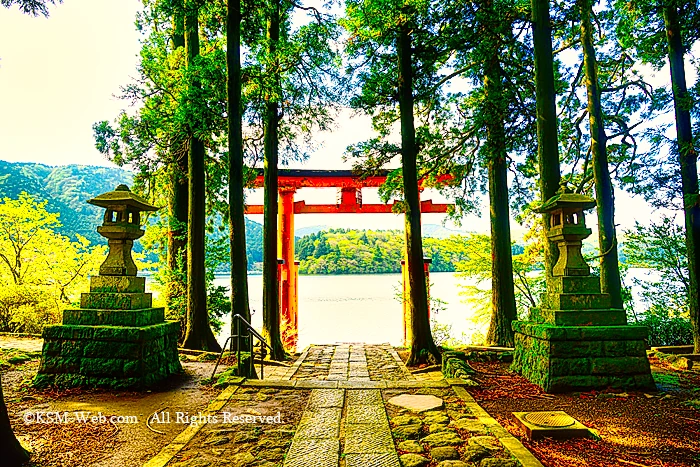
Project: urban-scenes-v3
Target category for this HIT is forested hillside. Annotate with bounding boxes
[295,229,471,274]
[0,161,131,245]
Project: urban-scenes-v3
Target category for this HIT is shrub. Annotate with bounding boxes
[636,313,693,347]
[0,286,61,334]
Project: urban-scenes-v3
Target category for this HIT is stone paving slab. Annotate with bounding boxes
[308,388,345,408]
[299,407,342,427]
[296,380,339,388]
[283,389,345,467]
[344,424,395,453]
[284,439,340,467]
[344,453,401,467]
[342,389,399,466]
[242,379,295,388]
[339,380,387,389]
[346,405,389,424]
[347,389,385,405]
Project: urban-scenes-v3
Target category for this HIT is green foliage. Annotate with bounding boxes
[1,0,60,17]
[623,216,693,345]
[144,217,229,341]
[0,286,60,334]
[295,229,470,274]
[457,227,545,321]
[637,314,693,346]
[0,193,105,333]
[623,217,689,316]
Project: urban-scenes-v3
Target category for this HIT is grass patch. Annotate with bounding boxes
[0,348,41,369]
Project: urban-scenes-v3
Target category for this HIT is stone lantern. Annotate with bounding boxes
[35,185,181,389]
[510,186,654,393]
[539,189,596,277]
[88,184,158,277]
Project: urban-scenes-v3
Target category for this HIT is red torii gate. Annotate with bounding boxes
[245,169,452,349]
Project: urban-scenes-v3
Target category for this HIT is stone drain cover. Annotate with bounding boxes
[523,411,576,428]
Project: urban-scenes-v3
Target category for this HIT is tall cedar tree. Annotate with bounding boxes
[2,3,60,465]
[477,0,518,346]
[250,0,340,358]
[578,0,624,308]
[261,0,286,360]
[227,0,252,351]
[398,19,440,366]
[168,3,189,311]
[663,3,700,352]
[182,0,221,351]
[532,0,561,279]
[343,0,441,365]
[614,0,699,342]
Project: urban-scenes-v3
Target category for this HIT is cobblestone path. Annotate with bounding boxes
[278,344,413,382]
[146,344,542,467]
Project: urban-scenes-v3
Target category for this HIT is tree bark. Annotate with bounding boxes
[580,0,624,309]
[531,0,561,282]
[663,4,700,352]
[262,0,286,361]
[0,373,29,467]
[398,24,440,366]
[182,2,221,352]
[167,6,188,282]
[227,0,251,354]
[482,14,517,345]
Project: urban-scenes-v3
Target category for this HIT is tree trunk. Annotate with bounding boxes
[167,7,188,280]
[166,7,188,342]
[227,0,251,354]
[663,5,700,353]
[482,23,517,345]
[262,0,286,361]
[0,373,29,467]
[531,0,561,283]
[580,0,623,309]
[398,24,440,366]
[182,3,221,352]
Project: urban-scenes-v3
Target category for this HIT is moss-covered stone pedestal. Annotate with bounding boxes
[34,185,182,389]
[35,276,181,389]
[511,190,654,393]
[512,321,653,392]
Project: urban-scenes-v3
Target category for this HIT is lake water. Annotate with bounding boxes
[213,272,487,349]
[212,268,657,349]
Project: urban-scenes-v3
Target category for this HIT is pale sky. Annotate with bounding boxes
[0,0,691,237]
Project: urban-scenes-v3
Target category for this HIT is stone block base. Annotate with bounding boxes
[81,291,152,310]
[511,321,654,393]
[35,320,182,389]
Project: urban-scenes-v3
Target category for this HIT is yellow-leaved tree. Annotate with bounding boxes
[0,192,105,333]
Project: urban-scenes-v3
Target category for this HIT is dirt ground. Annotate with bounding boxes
[2,344,221,467]
[468,358,700,467]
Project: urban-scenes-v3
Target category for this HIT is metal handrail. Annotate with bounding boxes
[211,314,272,381]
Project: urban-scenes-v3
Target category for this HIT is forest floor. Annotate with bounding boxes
[465,356,700,467]
[1,337,224,467]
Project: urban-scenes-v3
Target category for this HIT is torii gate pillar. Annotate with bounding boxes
[278,188,298,349]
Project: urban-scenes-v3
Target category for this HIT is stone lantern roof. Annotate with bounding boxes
[87,184,158,212]
[538,191,596,213]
